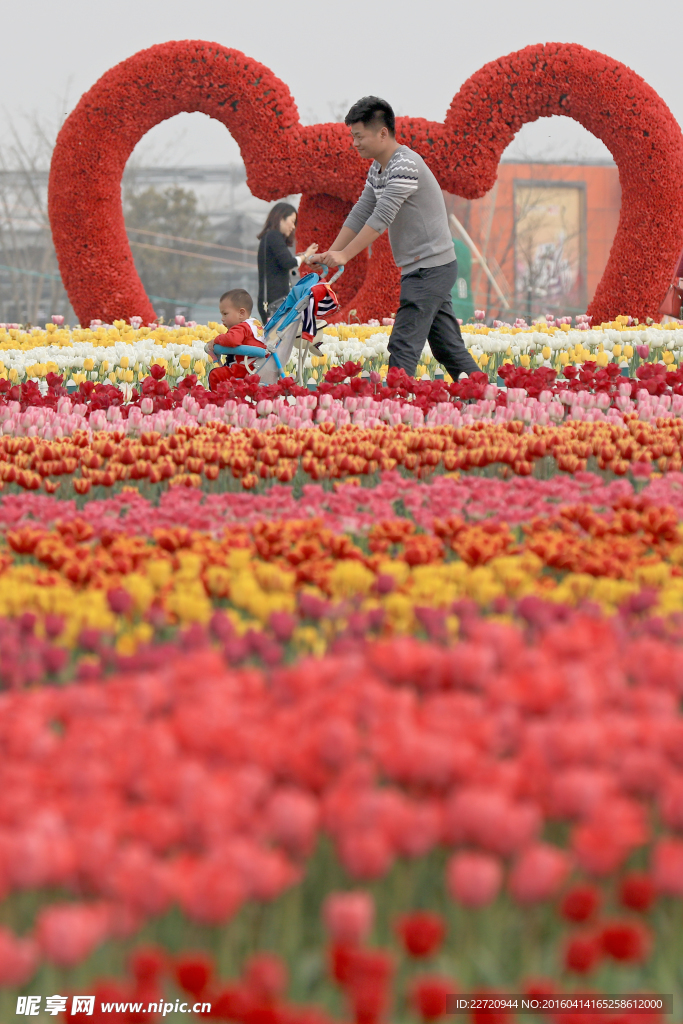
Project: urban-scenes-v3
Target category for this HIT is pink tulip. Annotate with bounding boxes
[266,786,321,860]
[652,838,683,896]
[0,927,38,987]
[51,315,64,326]
[323,891,374,944]
[508,844,571,903]
[36,902,110,968]
[446,851,502,908]
[474,310,486,321]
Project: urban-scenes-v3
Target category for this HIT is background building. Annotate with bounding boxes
[444,160,621,323]
[0,157,621,326]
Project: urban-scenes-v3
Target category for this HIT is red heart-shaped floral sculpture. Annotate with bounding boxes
[49,40,683,325]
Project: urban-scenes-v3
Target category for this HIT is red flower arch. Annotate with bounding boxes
[49,40,683,325]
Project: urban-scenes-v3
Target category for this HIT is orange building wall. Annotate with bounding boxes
[444,162,621,320]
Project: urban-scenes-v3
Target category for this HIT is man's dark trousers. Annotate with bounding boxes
[388,260,479,379]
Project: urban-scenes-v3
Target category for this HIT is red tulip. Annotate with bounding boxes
[619,873,657,913]
[346,950,394,1024]
[600,920,652,963]
[564,933,603,974]
[521,978,556,998]
[174,952,214,996]
[128,946,165,983]
[329,941,358,986]
[410,975,455,1022]
[396,912,446,958]
[559,883,601,923]
[245,953,288,1002]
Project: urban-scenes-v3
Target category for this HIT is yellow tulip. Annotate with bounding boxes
[612,345,622,358]
[520,354,530,367]
[663,350,675,364]
[542,346,551,360]
[179,353,191,369]
[120,356,129,369]
[624,345,633,358]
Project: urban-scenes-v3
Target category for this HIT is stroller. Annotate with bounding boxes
[213,267,343,385]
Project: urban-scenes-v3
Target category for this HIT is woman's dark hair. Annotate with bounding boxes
[257,202,297,245]
[344,97,395,136]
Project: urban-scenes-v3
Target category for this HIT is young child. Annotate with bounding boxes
[205,288,266,367]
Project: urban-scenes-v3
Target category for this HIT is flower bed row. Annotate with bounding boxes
[3,470,683,686]
[5,417,683,503]
[6,359,683,451]
[0,618,680,1013]
[2,318,683,393]
[4,319,683,1016]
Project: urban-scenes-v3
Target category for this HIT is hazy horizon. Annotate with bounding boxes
[2,0,681,171]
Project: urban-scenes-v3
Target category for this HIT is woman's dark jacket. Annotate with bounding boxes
[257,230,298,320]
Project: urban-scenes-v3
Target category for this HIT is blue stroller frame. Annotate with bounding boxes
[212,266,343,385]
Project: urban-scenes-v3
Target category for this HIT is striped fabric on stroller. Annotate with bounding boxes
[212,268,343,385]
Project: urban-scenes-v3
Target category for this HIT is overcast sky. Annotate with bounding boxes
[2,0,681,168]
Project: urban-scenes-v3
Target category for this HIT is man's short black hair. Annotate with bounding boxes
[344,97,395,136]
[220,288,253,313]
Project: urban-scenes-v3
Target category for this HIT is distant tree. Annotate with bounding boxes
[124,185,216,322]
[0,112,74,325]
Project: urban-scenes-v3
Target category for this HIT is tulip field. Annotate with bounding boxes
[3,315,683,1021]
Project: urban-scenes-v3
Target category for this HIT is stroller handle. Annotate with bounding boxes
[308,262,345,286]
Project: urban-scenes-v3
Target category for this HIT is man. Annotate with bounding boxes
[314,96,479,380]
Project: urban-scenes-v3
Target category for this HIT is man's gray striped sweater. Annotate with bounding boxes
[344,144,455,275]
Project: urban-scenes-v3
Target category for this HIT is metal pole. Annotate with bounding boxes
[449,213,510,310]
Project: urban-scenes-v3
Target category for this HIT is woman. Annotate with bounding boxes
[257,202,317,322]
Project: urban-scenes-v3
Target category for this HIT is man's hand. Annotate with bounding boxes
[315,250,347,270]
